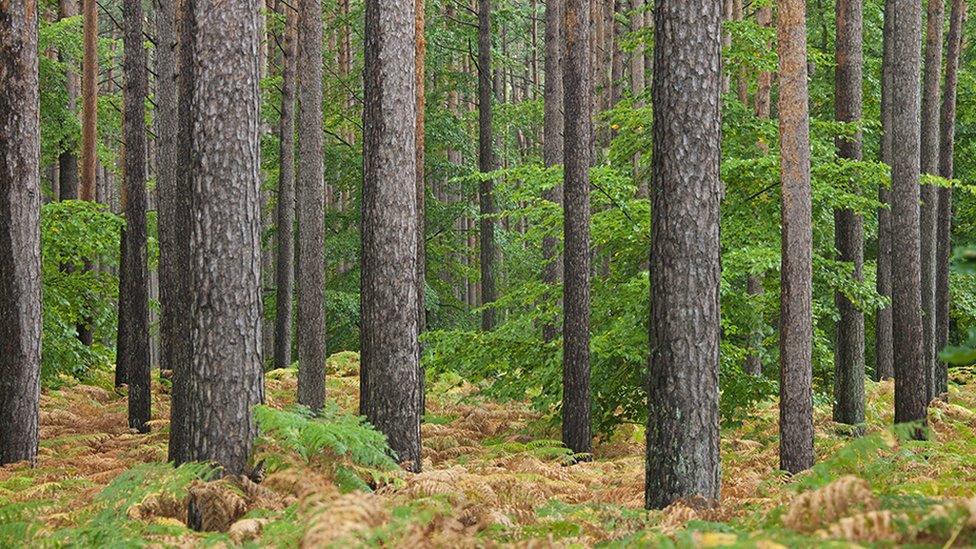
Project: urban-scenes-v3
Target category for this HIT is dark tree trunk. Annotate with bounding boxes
[119,0,151,432]
[166,0,195,465]
[273,5,296,372]
[920,0,944,403]
[777,0,815,474]
[81,0,97,201]
[541,0,563,344]
[185,0,266,475]
[0,1,42,466]
[478,0,497,331]
[645,0,723,509]
[562,0,592,457]
[296,0,326,412]
[875,0,894,381]
[936,0,965,399]
[361,0,423,472]
[415,0,427,413]
[744,7,773,378]
[58,0,80,201]
[890,0,926,437]
[832,0,865,428]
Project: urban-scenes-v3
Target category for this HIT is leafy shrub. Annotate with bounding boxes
[40,200,123,384]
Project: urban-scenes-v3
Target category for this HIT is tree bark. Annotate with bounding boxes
[920,0,944,403]
[273,5,296,372]
[81,0,97,201]
[875,0,894,381]
[361,0,422,471]
[562,0,592,457]
[118,0,151,432]
[542,0,564,344]
[165,0,195,465]
[478,0,497,331]
[645,0,723,509]
[832,0,865,428]
[185,0,266,474]
[936,0,965,399]
[58,0,80,201]
[890,0,926,437]
[0,0,42,466]
[296,0,326,412]
[777,0,815,474]
[415,0,427,412]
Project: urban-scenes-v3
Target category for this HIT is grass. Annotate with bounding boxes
[2,356,976,547]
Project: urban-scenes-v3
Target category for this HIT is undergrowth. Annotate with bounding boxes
[3,355,976,547]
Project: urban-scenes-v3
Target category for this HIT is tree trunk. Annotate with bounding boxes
[777,0,815,474]
[58,0,80,201]
[936,0,965,399]
[118,0,151,432]
[645,0,723,509]
[754,6,773,118]
[542,0,564,344]
[920,0,944,403]
[832,0,865,428]
[0,1,42,466]
[273,4,297,372]
[890,0,926,437]
[875,0,894,381]
[415,0,427,412]
[478,0,497,331]
[165,0,195,465]
[81,0,97,201]
[562,0,592,457]
[185,0,266,475]
[296,0,326,412]
[361,0,422,471]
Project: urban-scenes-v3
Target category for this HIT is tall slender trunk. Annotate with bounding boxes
[59,0,80,201]
[361,0,422,471]
[832,0,865,428]
[273,5,297,372]
[646,0,723,509]
[296,0,326,412]
[119,0,151,432]
[0,0,42,466]
[744,4,773,378]
[875,0,894,381]
[920,0,944,403]
[778,0,815,474]
[542,0,564,344]
[563,0,593,457]
[890,0,926,437]
[167,0,196,464]
[415,0,427,412]
[478,0,497,331]
[186,0,266,475]
[936,0,966,399]
[81,0,97,201]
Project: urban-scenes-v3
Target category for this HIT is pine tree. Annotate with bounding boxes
[832,0,865,428]
[0,0,43,466]
[645,0,723,508]
[778,0,815,473]
[361,0,423,471]
[184,0,266,474]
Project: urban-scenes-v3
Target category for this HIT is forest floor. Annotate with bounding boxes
[3,354,976,547]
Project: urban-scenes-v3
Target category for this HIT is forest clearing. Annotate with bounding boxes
[3,354,976,546]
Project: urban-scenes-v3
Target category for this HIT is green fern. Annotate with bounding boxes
[254,403,400,491]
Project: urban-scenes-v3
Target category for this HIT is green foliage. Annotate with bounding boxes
[40,200,123,383]
[253,403,399,492]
